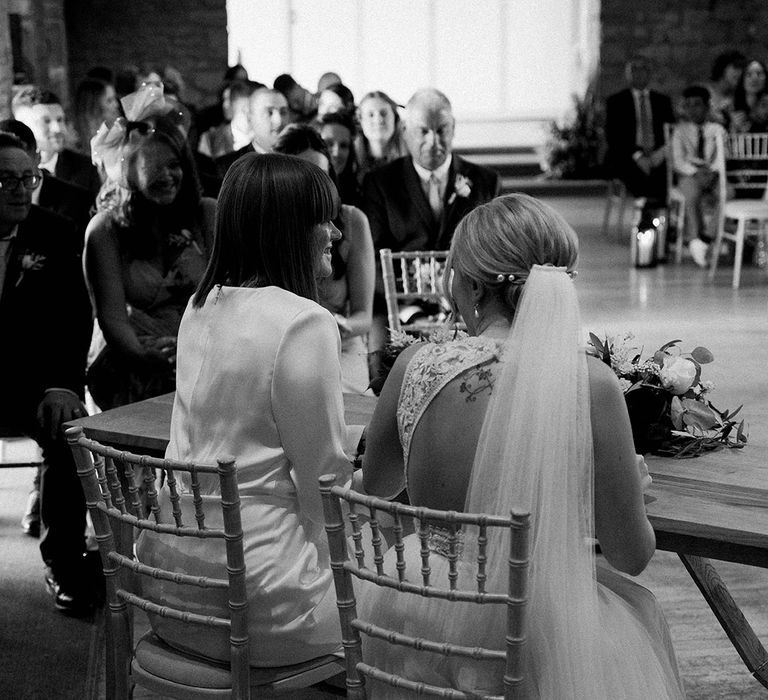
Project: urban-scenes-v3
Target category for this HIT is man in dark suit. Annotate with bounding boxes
[605,56,675,203]
[362,87,500,373]
[12,86,101,195]
[0,119,94,246]
[0,134,95,615]
[214,87,289,181]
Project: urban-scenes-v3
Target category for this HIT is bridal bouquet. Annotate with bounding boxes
[588,333,747,457]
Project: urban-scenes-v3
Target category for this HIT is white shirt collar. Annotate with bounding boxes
[412,153,453,184]
[39,151,59,173]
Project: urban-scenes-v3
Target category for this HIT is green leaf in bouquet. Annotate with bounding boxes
[680,399,720,431]
[690,346,714,364]
[670,396,685,430]
[625,379,645,395]
[588,332,604,355]
[737,419,748,443]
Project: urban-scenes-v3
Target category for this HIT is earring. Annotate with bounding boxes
[473,303,480,320]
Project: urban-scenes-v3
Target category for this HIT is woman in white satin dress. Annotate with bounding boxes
[358,194,685,698]
[274,124,375,394]
[136,153,351,666]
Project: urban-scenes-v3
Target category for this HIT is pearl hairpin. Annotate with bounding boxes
[496,273,516,282]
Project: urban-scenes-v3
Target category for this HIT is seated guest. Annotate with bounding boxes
[198,79,256,159]
[275,124,375,394]
[274,73,319,123]
[731,59,767,133]
[136,152,351,665]
[316,82,355,120]
[355,90,408,184]
[671,86,726,267]
[12,86,101,194]
[85,84,215,410]
[317,71,342,92]
[0,133,94,614]
[605,56,674,204]
[748,92,768,132]
[362,87,500,373]
[73,77,120,156]
[319,111,361,206]
[358,193,685,698]
[214,87,289,177]
[706,50,746,126]
[0,119,94,246]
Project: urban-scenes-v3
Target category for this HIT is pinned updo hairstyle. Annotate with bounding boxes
[445,193,578,316]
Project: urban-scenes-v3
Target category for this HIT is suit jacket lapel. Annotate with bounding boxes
[403,158,438,239]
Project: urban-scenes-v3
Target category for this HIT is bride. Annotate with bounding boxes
[357,193,685,698]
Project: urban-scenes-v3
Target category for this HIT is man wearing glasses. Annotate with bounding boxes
[0,133,95,616]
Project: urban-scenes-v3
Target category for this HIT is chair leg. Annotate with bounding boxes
[616,192,628,241]
[732,218,746,289]
[675,201,686,264]
[601,189,614,238]
[709,211,727,280]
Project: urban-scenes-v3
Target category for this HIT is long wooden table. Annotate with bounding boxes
[68,394,768,688]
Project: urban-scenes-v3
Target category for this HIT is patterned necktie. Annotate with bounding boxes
[428,174,442,221]
[639,92,654,154]
[697,126,705,160]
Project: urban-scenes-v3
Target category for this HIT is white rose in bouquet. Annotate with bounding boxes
[659,356,697,395]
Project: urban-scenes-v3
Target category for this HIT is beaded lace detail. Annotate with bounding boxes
[397,337,500,490]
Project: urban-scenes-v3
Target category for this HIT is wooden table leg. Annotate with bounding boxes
[679,553,768,689]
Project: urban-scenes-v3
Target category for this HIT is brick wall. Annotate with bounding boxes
[64,0,228,110]
[599,0,768,103]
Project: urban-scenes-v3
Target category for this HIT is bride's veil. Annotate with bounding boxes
[461,264,606,697]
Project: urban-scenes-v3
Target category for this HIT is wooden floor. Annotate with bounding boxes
[2,194,767,699]
[556,195,768,699]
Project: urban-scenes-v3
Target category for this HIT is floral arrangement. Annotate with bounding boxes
[369,326,466,396]
[541,91,605,180]
[588,332,747,457]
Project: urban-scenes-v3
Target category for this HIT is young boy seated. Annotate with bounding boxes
[671,85,726,267]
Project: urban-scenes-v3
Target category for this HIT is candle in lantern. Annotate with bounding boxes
[635,227,657,268]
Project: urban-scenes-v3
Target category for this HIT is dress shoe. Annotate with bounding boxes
[688,238,709,268]
[20,490,40,537]
[44,568,95,617]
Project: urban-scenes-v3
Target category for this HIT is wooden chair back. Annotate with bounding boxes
[379,248,453,335]
[724,132,768,200]
[65,426,250,699]
[319,474,530,699]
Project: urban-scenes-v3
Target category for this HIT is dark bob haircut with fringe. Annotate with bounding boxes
[193,152,339,307]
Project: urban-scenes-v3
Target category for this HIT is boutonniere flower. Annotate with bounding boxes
[16,251,47,287]
[447,174,473,205]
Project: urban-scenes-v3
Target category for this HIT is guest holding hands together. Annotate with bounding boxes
[85,83,214,409]
[136,153,351,665]
[275,124,375,393]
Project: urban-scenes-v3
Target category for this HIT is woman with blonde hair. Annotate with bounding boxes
[359,194,684,698]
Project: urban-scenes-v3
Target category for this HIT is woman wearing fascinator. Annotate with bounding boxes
[84,82,215,410]
[358,194,685,698]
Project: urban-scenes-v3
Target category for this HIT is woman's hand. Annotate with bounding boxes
[636,454,652,493]
[730,110,749,132]
[334,313,353,339]
[142,336,177,368]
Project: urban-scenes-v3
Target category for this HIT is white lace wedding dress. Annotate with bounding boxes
[357,334,686,699]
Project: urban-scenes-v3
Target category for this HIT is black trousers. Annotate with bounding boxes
[2,405,88,589]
